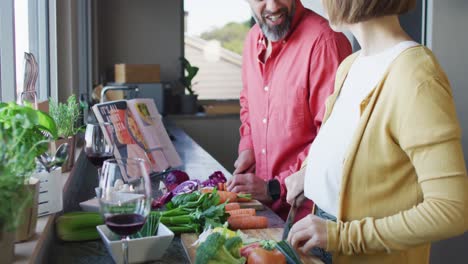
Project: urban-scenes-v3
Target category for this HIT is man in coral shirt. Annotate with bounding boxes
[227,0,352,221]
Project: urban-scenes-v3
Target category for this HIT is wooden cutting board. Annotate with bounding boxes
[238,199,264,210]
[181,228,323,264]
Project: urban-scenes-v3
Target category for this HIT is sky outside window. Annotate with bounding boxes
[184,0,251,36]
[14,0,29,97]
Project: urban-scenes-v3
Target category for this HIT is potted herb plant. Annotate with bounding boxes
[49,95,81,172]
[180,57,199,114]
[0,102,57,260]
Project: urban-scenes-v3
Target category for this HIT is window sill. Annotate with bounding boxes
[200,99,240,116]
[13,148,83,264]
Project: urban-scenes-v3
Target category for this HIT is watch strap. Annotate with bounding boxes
[267,179,281,201]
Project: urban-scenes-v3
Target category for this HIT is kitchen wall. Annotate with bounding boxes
[96,0,183,83]
[301,0,356,49]
[427,0,468,164]
[52,0,80,101]
[168,115,241,172]
[426,1,468,263]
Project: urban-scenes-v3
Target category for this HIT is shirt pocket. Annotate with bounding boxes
[274,85,305,129]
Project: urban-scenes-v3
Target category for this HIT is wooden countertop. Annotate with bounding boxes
[41,123,285,263]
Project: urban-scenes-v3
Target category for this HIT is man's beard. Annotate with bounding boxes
[252,2,295,42]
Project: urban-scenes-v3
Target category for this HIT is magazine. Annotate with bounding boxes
[92,99,182,174]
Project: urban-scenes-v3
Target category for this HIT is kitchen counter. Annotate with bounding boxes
[45,123,285,263]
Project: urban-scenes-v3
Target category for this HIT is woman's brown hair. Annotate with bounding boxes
[322,0,416,25]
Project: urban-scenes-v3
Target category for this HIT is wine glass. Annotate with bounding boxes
[98,158,152,264]
[84,122,114,175]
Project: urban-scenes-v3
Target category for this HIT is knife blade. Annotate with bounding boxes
[276,240,304,264]
[281,191,304,240]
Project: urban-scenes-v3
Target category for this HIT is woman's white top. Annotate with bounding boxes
[304,41,419,216]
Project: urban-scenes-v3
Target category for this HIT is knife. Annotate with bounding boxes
[281,191,304,240]
[276,240,304,264]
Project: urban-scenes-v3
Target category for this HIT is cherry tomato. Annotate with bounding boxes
[247,247,286,264]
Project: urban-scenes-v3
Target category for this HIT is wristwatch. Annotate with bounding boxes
[267,179,281,201]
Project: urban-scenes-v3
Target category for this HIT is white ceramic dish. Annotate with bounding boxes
[79,197,99,212]
[96,223,174,264]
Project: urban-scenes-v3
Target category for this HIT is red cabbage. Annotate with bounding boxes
[202,171,227,187]
[151,191,173,209]
[172,180,200,196]
[164,170,190,191]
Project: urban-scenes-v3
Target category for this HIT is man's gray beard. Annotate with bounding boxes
[252,3,295,42]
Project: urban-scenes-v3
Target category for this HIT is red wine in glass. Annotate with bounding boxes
[98,158,152,264]
[84,122,114,171]
[105,214,146,237]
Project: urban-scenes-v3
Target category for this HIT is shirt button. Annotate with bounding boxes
[264,86,269,92]
[261,149,266,154]
[262,118,267,124]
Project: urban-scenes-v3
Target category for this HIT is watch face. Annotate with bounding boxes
[268,180,280,200]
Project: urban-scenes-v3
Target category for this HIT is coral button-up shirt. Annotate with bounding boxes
[239,0,352,219]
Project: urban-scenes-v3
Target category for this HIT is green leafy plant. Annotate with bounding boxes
[180,57,199,95]
[49,95,82,138]
[0,102,57,230]
[200,20,251,55]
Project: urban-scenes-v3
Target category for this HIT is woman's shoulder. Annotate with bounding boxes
[335,52,360,81]
[388,46,451,89]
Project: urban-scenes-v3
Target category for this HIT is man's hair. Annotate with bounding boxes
[323,0,416,25]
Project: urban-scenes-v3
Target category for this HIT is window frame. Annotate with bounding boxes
[29,0,51,101]
[0,0,17,102]
[0,0,51,102]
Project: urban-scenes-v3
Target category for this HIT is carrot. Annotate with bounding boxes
[218,191,238,204]
[200,188,213,194]
[236,197,252,203]
[227,208,256,217]
[200,188,238,204]
[236,193,252,203]
[228,214,253,219]
[225,203,241,211]
[218,182,226,191]
[228,216,269,230]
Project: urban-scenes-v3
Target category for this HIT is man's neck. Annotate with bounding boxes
[264,40,273,62]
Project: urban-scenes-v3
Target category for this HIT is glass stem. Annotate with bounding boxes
[122,236,129,264]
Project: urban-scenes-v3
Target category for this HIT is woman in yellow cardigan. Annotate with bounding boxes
[285,0,468,263]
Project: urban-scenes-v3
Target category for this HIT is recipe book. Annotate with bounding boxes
[92,98,182,175]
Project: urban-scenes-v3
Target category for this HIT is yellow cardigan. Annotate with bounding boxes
[313,46,468,263]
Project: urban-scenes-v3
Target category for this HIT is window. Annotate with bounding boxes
[0,0,50,103]
[15,0,30,99]
[184,0,251,100]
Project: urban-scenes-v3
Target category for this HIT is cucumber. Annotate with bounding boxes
[56,211,104,241]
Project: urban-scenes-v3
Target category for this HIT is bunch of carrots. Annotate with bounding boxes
[201,188,269,230]
[202,184,253,203]
[226,203,268,230]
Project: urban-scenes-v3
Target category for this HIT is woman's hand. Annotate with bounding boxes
[287,214,328,254]
[285,167,306,206]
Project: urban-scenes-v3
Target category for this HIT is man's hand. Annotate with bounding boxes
[285,167,306,207]
[226,173,271,203]
[233,149,255,175]
[287,214,328,254]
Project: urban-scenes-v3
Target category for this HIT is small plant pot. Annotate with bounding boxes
[15,178,40,242]
[0,227,14,264]
[61,135,76,173]
[180,94,198,114]
[49,137,68,155]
